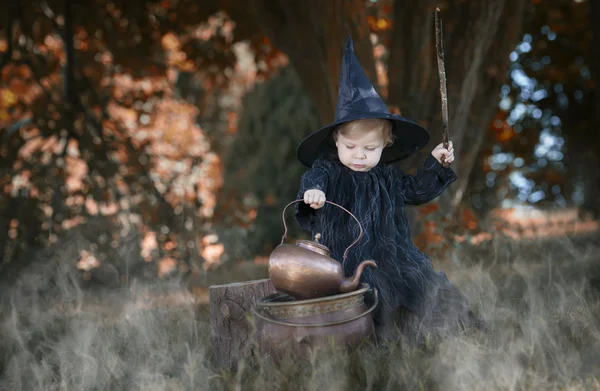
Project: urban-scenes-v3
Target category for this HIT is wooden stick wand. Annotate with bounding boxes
[435,7,451,168]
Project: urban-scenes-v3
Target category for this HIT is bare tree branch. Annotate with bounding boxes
[450,1,507,152]
[450,1,527,209]
[40,1,64,32]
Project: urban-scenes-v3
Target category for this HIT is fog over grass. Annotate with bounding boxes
[1,230,599,390]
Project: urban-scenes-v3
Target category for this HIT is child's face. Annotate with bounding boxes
[335,127,385,172]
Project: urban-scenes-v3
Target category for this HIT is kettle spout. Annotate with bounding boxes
[339,260,377,293]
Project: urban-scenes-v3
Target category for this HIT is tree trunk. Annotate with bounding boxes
[387,0,527,212]
[562,94,600,218]
[585,0,600,217]
[245,0,376,124]
[208,278,277,369]
[562,1,600,218]
[592,0,600,128]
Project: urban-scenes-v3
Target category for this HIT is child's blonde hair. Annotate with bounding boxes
[333,118,394,146]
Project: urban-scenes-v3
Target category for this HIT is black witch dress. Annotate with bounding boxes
[295,154,480,337]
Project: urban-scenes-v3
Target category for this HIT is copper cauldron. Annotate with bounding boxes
[253,283,378,358]
[269,200,377,299]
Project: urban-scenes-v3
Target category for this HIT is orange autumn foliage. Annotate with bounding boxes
[418,202,441,219]
[414,220,444,251]
[461,207,479,230]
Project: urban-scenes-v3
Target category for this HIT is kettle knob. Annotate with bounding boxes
[314,233,322,243]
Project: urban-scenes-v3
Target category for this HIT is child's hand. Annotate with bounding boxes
[431,141,454,166]
[303,189,326,209]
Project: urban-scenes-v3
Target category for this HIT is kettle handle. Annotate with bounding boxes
[280,199,364,264]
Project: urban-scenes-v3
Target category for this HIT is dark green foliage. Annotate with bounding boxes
[217,66,320,260]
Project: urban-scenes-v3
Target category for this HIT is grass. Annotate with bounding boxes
[1,232,600,390]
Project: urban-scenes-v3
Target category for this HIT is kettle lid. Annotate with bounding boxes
[296,233,330,257]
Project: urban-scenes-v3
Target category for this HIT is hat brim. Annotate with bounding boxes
[296,113,430,168]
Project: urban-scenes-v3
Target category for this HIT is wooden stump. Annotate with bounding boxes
[208,278,276,369]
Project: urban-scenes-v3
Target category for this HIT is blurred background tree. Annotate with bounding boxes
[216,66,320,259]
[468,0,599,218]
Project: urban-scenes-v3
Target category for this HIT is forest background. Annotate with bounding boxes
[2,0,598,284]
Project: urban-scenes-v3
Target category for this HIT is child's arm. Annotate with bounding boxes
[397,143,457,206]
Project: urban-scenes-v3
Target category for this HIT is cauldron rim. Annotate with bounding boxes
[257,283,371,308]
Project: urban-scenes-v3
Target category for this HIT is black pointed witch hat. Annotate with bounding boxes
[296,36,430,168]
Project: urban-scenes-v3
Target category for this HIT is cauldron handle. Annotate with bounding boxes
[251,288,379,328]
[280,199,364,265]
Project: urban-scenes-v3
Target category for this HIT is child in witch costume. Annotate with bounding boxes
[295,37,487,340]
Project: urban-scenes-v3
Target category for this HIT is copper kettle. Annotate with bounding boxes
[268,199,377,300]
